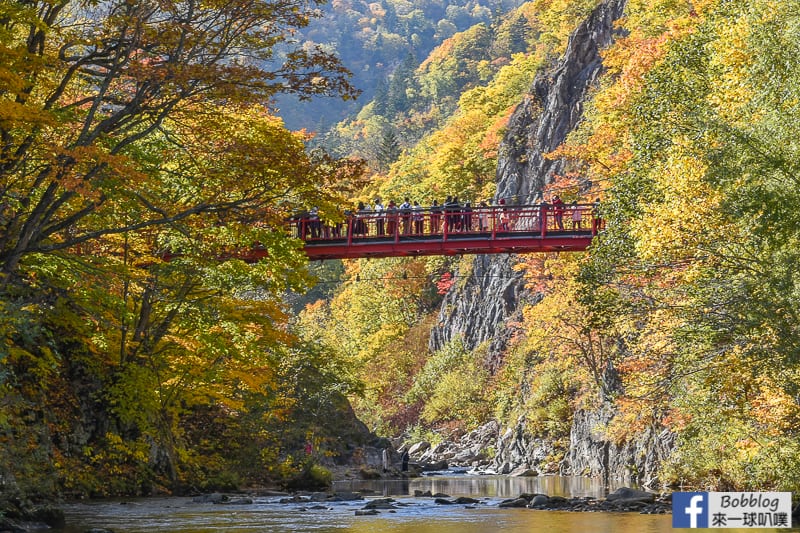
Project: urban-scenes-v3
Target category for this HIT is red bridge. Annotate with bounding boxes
[284,203,601,260]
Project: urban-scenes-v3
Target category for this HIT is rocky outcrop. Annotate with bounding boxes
[411,421,500,469]
[429,0,627,366]
[490,418,558,475]
[406,411,673,488]
[426,0,675,487]
[428,254,530,371]
[562,407,675,489]
[495,0,627,203]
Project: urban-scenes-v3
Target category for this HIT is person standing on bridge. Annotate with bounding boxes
[309,206,321,238]
[355,201,369,235]
[462,201,473,231]
[430,199,442,233]
[443,195,456,232]
[386,200,398,236]
[536,197,549,232]
[552,195,565,230]
[412,201,424,234]
[477,201,489,231]
[571,200,582,229]
[498,198,510,231]
[374,198,385,236]
[592,198,603,233]
[399,198,412,235]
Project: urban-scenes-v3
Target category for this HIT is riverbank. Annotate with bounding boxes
[53,474,680,533]
[55,495,678,533]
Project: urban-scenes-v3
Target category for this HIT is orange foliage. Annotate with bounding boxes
[479,105,517,157]
[435,272,455,294]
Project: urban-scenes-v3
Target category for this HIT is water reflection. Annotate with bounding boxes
[333,473,623,499]
[57,475,799,533]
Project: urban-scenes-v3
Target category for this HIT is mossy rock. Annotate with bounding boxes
[285,464,333,491]
[358,468,382,480]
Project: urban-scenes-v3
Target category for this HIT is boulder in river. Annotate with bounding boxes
[363,498,397,510]
[605,487,656,503]
[498,497,529,508]
[420,460,448,472]
[509,466,538,477]
[529,495,549,507]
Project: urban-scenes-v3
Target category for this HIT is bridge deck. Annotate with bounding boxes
[289,203,600,260]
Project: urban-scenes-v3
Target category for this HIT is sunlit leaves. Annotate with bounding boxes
[570,0,800,489]
[0,0,357,275]
[0,0,368,495]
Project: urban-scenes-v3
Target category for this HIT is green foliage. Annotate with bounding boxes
[278,456,333,491]
[0,0,368,504]
[521,368,575,439]
[404,423,445,447]
[406,338,491,427]
[296,256,450,434]
[377,129,403,172]
[564,0,800,491]
[661,362,800,491]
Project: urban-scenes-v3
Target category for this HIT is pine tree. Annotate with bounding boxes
[387,53,418,115]
[377,129,402,172]
[373,79,389,117]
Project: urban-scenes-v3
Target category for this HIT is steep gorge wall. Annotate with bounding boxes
[430,0,627,359]
[428,0,673,486]
[428,254,529,372]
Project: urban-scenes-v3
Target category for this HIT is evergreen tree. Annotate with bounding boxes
[387,53,419,115]
[377,129,402,172]
[373,79,390,117]
[507,14,530,55]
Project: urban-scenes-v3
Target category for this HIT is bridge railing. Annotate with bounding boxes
[288,203,603,243]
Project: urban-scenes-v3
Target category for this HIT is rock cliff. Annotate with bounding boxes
[427,0,674,486]
[562,407,676,488]
[495,0,627,204]
[430,0,626,360]
[428,254,530,371]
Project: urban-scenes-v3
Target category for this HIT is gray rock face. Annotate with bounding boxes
[491,418,555,475]
[428,254,528,370]
[407,441,431,457]
[429,0,627,366]
[496,0,627,203]
[562,407,675,488]
[414,421,500,468]
[427,0,675,487]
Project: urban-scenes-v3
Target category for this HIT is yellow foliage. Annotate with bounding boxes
[631,143,727,265]
[751,379,800,435]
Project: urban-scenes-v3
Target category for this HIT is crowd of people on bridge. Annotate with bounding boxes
[296,195,603,240]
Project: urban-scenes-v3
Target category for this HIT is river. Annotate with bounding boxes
[56,474,796,532]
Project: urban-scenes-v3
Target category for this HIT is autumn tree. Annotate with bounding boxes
[569,0,800,490]
[0,0,371,498]
[0,0,359,278]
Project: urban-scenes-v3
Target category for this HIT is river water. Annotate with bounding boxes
[57,474,796,532]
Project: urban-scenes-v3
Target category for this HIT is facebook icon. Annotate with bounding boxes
[673,492,709,528]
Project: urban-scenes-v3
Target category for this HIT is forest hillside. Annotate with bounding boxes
[1,0,800,515]
[303,0,800,492]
